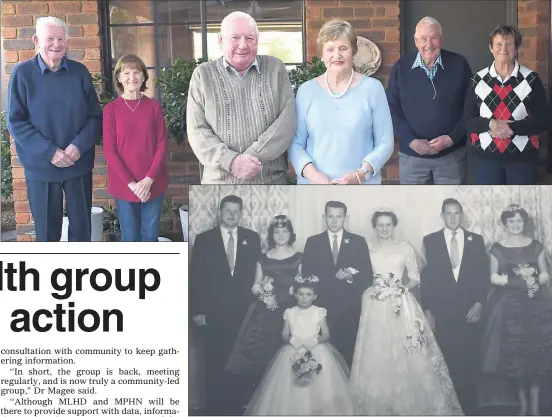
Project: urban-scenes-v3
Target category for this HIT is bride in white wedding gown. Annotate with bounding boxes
[350,210,463,415]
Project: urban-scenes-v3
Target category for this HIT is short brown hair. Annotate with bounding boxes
[113,54,149,95]
[489,24,522,50]
[317,20,358,57]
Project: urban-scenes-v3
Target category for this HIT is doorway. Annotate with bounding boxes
[401,0,517,73]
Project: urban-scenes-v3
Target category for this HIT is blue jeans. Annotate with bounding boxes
[115,193,164,242]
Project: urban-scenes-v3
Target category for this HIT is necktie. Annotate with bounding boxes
[332,234,339,265]
[450,231,459,269]
[227,231,235,272]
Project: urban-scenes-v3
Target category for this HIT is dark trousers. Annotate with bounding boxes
[115,193,164,242]
[327,308,360,368]
[471,155,538,185]
[27,172,92,242]
[436,319,482,415]
[202,325,250,415]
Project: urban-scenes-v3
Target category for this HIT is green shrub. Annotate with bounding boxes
[288,57,326,95]
[155,58,206,144]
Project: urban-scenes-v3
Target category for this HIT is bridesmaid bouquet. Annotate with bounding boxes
[258,276,278,310]
[291,350,322,386]
[513,263,539,298]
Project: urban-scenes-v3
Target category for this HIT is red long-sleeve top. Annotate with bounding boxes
[103,96,169,202]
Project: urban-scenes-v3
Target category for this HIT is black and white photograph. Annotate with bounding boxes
[188,185,552,416]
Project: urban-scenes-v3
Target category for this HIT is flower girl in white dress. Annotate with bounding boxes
[244,275,354,416]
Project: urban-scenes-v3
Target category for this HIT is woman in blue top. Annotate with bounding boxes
[289,20,394,184]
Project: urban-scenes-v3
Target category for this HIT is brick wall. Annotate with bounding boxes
[305,0,401,182]
[2,0,192,241]
[2,0,551,240]
[306,0,551,184]
[517,0,550,178]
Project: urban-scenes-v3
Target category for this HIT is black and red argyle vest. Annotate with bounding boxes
[469,62,539,154]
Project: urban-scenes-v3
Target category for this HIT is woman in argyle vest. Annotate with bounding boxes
[463,25,550,185]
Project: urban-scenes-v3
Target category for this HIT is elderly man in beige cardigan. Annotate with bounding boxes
[187,11,296,184]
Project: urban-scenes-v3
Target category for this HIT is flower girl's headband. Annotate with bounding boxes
[505,203,521,212]
[294,275,319,285]
[289,275,319,295]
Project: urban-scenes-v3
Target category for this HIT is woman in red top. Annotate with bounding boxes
[103,54,169,241]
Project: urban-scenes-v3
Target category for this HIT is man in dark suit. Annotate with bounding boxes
[301,200,373,367]
[421,198,489,415]
[189,195,261,416]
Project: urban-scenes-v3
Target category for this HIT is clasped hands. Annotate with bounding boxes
[411,121,514,155]
[231,154,262,180]
[128,177,154,203]
[290,336,319,351]
[50,144,81,168]
[305,163,373,185]
[488,119,513,139]
[409,135,453,156]
[336,268,354,282]
[192,314,206,327]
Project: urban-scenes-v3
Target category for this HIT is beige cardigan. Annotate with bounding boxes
[186,56,296,184]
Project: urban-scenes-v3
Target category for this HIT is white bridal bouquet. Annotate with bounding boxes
[258,276,278,310]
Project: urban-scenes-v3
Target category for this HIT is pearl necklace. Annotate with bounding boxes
[123,96,142,112]
[324,69,354,99]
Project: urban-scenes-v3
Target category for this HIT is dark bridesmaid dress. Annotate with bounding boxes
[482,241,552,379]
[225,252,301,381]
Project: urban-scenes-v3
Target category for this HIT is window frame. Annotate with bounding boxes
[99,0,306,98]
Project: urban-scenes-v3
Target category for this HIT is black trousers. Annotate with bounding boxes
[436,319,483,415]
[471,154,538,185]
[26,172,93,242]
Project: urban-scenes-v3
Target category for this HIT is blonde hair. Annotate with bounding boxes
[35,16,68,39]
[317,20,358,56]
[113,54,148,95]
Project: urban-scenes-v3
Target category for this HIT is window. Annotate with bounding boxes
[101,0,305,97]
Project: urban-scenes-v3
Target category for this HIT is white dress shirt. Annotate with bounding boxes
[444,227,464,281]
[221,226,238,273]
[328,228,344,254]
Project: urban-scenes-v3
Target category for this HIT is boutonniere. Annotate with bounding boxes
[344,239,350,244]
[242,239,248,245]
[467,235,473,242]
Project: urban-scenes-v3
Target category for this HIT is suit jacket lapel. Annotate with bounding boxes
[457,228,470,283]
[336,230,350,266]
[234,227,245,275]
[215,227,232,276]
[319,232,335,268]
[439,229,457,283]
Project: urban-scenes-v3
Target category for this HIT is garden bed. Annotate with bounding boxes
[1,197,15,233]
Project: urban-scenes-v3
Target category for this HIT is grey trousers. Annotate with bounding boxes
[399,147,467,185]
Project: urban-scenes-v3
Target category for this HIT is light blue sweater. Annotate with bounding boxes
[289,76,394,184]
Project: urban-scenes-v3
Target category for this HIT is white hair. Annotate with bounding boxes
[220,11,259,38]
[415,16,443,36]
[35,16,69,39]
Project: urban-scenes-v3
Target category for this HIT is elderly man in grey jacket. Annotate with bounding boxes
[187,11,296,184]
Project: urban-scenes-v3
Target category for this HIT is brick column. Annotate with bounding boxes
[518,0,550,179]
[305,0,401,182]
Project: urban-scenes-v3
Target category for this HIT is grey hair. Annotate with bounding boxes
[220,11,259,38]
[415,16,443,36]
[35,16,69,39]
